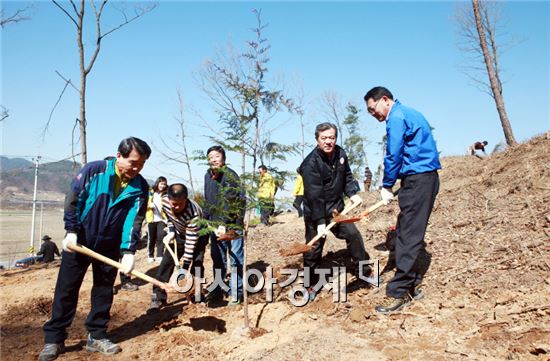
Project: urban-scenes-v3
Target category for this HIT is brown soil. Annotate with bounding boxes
[1,134,549,360]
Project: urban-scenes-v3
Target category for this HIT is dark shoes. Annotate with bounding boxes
[38,343,65,361]
[39,335,120,360]
[411,286,424,300]
[363,273,384,287]
[120,282,139,291]
[375,294,413,314]
[375,284,425,314]
[148,295,167,312]
[205,291,224,308]
[86,334,121,355]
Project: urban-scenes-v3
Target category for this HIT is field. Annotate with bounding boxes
[0,210,65,266]
[0,134,549,360]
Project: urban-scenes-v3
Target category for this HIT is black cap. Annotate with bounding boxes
[42,235,51,241]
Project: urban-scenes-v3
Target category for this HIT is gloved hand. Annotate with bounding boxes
[350,194,363,206]
[380,187,394,205]
[120,254,135,274]
[317,223,327,237]
[62,233,78,252]
[214,225,226,238]
[162,231,175,245]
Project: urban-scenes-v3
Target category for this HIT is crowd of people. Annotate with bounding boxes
[38,86,442,360]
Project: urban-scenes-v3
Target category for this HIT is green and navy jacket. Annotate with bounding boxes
[63,158,149,257]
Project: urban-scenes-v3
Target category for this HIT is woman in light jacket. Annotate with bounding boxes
[146,176,167,262]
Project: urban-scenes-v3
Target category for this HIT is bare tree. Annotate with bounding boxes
[456,0,517,146]
[52,0,156,164]
[318,91,344,145]
[1,5,32,120]
[318,92,368,179]
[155,89,196,194]
[1,6,31,27]
[293,85,307,160]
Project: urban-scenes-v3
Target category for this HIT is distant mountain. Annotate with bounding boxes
[0,158,153,209]
[0,158,81,200]
[0,156,33,171]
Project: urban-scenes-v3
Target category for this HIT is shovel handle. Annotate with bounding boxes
[336,189,400,223]
[359,189,400,217]
[67,244,169,291]
[305,200,361,247]
[163,238,179,265]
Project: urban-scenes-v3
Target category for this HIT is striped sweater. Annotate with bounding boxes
[162,195,203,271]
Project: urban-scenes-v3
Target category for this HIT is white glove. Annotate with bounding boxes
[214,225,226,237]
[163,231,175,245]
[317,223,327,237]
[350,194,363,206]
[62,233,78,252]
[120,254,135,274]
[380,187,394,205]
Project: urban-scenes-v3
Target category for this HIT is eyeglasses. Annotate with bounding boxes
[367,98,383,115]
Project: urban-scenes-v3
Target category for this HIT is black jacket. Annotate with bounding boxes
[299,145,360,225]
[37,240,60,263]
[203,166,245,227]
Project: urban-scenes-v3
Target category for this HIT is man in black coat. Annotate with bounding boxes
[37,235,60,263]
[299,122,379,301]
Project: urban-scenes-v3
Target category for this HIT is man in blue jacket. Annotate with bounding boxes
[364,87,441,313]
[39,137,151,361]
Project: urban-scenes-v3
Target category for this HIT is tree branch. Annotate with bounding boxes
[52,0,78,27]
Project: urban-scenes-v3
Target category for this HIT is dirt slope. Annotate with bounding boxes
[1,134,549,361]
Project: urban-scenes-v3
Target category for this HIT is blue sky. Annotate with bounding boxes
[1,1,549,192]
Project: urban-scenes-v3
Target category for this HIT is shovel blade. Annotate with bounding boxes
[280,243,313,257]
[217,230,239,242]
[333,215,362,223]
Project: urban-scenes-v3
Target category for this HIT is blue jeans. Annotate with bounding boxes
[210,232,244,300]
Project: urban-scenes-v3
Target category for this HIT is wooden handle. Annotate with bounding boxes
[305,201,361,247]
[358,189,400,218]
[68,244,169,290]
[163,238,179,265]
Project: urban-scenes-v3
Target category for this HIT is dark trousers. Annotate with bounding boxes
[293,196,304,217]
[147,221,166,258]
[152,235,208,301]
[303,220,369,286]
[259,198,274,225]
[386,171,439,298]
[43,251,118,343]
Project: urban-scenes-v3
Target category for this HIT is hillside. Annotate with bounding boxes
[0,156,33,172]
[0,159,80,208]
[1,134,548,360]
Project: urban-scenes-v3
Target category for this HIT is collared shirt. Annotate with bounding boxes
[113,164,129,199]
[383,99,441,188]
[162,195,202,267]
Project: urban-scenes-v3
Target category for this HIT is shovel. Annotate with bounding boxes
[217,229,239,242]
[67,243,172,292]
[333,189,399,223]
[162,237,188,288]
[280,200,362,257]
